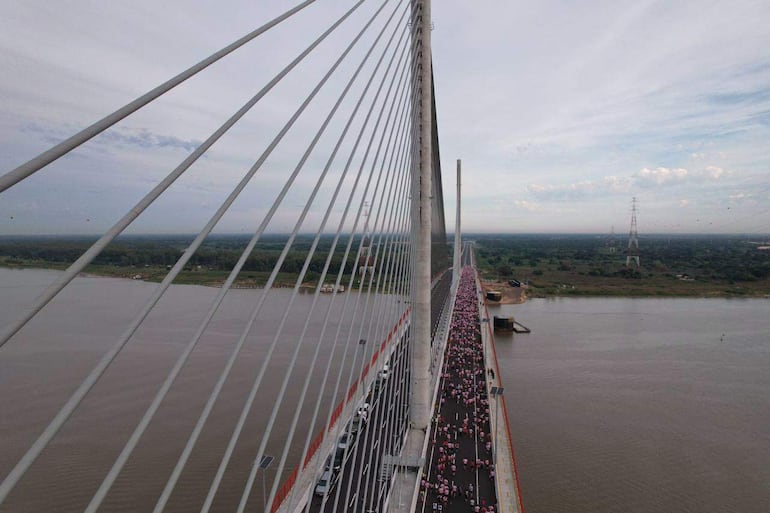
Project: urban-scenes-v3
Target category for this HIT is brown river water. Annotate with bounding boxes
[2,268,769,512]
[491,296,770,513]
[0,268,402,513]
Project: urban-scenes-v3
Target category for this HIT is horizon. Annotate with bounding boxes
[1,1,769,235]
[2,231,768,239]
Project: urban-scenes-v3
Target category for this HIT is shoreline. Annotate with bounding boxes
[0,264,348,292]
[480,280,528,304]
[477,276,769,300]
[3,264,768,299]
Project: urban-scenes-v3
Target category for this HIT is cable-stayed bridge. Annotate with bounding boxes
[0,2,523,512]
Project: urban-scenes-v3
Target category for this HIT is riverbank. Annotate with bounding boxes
[0,259,331,289]
[472,233,770,299]
[480,280,528,304]
[3,259,768,298]
[478,267,769,299]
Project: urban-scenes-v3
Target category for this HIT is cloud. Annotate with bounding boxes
[513,200,538,211]
[727,191,761,203]
[691,151,726,160]
[702,165,726,179]
[3,1,770,233]
[528,165,736,203]
[634,167,690,187]
[634,166,731,188]
[21,122,202,153]
[527,175,630,200]
[19,122,69,145]
[97,128,202,152]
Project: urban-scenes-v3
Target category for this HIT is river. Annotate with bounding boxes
[2,269,769,512]
[490,296,770,513]
[0,268,403,513]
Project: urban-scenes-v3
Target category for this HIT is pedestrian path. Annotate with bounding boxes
[419,266,498,513]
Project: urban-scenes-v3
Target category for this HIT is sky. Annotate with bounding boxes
[1,0,769,235]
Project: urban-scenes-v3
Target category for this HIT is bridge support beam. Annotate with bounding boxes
[409,0,432,434]
[389,3,433,512]
[453,159,461,284]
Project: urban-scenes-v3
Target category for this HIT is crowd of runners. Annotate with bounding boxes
[420,266,498,513]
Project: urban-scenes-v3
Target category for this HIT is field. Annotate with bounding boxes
[472,234,770,298]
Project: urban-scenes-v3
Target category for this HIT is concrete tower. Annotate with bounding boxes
[453,159,461,284]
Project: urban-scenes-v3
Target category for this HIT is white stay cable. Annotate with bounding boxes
[320,29,418,513]
[0,0,316,194]
[230,6,410,513]
[0,2,363,351]
[296,41,416,513]
[318,81,414,513]
[348,111,414,513]
[83,2,402,513]
[362,108,416,511]
[331,88,414,513]
[282,20,412,513]
[255,16,412,513]
[0,4,370,506]
[119,3,396,513]
[335,33,414,507]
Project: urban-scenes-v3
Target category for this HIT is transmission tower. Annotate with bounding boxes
[626,197,640,268]
[608,225,616,253]
[358,201,373,280]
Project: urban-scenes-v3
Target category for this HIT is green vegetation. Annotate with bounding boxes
[472,234,770,298]
[2,233,768,297]
[0,234,369,287]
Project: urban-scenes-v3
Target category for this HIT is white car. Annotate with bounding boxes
[314,470,334,496]
[378,363,390,380]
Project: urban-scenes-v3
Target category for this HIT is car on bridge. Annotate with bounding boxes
[351,402,370,432]
[314,470,335,497]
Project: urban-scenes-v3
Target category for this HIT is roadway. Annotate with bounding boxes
[417,261,498,513]
[307,270,452,513]
[308,331,410,513]
[304,267,454,513]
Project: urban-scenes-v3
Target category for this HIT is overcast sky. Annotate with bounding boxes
[1,0,769,235]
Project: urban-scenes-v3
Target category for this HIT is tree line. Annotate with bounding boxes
[0,234,385,275]
[472,234,770,282]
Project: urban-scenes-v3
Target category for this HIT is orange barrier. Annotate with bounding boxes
[271,467,298,513]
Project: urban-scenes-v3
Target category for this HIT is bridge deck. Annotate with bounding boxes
[417,266,498,513]
[289,271,453,513]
